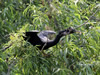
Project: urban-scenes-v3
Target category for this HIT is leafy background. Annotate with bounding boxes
[0,0,100,75]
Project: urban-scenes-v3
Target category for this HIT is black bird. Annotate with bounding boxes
[24,27,76,50]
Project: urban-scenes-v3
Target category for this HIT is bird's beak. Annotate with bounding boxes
[62,29,81,36]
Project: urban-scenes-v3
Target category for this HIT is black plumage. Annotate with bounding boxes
[24,27,76,50]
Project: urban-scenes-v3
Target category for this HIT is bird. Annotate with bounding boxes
[24,27,76,50]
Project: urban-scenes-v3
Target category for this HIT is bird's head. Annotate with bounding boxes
[58,27,76,37]
[66,27,76,34]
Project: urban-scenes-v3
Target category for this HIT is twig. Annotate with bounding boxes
[41,36,49,56]
[0,42,13,51]
[7,60,16,75]
[41,36,48,51]
[41,42,47,51]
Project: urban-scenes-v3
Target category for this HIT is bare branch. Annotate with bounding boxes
[75,8,99,29]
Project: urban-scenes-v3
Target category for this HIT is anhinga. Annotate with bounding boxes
[24,27,76,50]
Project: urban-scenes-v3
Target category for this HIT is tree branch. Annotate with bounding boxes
[75,8,99,29]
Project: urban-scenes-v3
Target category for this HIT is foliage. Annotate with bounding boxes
[0,0,100,75]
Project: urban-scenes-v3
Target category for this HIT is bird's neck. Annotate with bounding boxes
[47,34,62,47]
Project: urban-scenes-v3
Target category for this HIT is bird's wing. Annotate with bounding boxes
[38,30,56,42]
[25,30,43,45]
[38,30,56,37]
